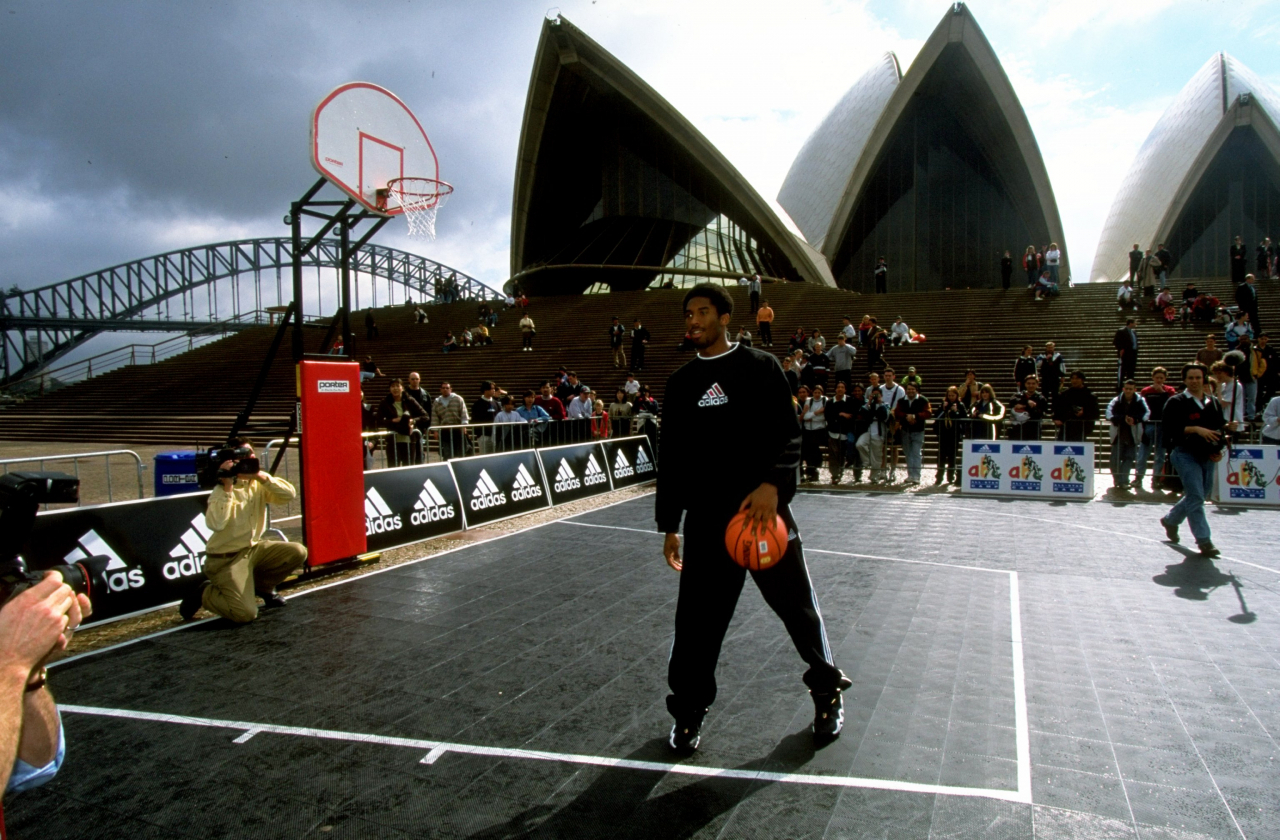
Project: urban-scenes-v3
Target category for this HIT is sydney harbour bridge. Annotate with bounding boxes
[0,237,495,385]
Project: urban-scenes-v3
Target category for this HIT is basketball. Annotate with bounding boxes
[724,511,788,571]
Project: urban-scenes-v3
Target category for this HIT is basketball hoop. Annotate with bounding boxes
[379,177,453,240]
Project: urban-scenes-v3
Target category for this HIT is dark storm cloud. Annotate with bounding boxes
[0,0,542,286]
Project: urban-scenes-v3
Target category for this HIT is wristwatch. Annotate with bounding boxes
[25,667,47,693]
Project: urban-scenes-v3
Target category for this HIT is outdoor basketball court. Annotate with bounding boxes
[17,491,1280,839]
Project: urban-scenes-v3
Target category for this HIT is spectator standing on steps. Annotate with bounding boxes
[1013,345,1037,393]
[934,386,967,484]
[1023,246,1040,288]
[1008,375,1047,441]
[1001,250,1013,290]
[826,381,851,485]
[1037,342,1067,401]
[748,273,762,314]
[1231,236,1248,285]
[1237,273,1262,337]
[1160,362,1226,558]
[1044,243,1062,288]
[378,378,429,467]
[829,333,857,391]
[1053,372,1099,441]
[894,382,931,485]
[1155,244,1173,290]
[874,257,888,293]
[432,382,470,460]
[1196,334,1222,367]
[520,311,536,351]
[756,300,775,347]
[1128,244,1143,284]
[856,387,890,483]
[630,318,650,372]
[1138,367,1177,491]
[1106,379,1149,491]
[470,381,500,456]
[535,381,566,421]
[365,310,378,340]
[800,385,827,481]
[609,316,626,368]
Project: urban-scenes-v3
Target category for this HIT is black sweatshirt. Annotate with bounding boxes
[656,344,800,532]
[1161,391,1226,458]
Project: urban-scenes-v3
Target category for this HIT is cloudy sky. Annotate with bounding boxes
[3,0,1279,304]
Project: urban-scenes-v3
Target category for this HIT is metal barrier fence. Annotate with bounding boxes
[0,449,146,506]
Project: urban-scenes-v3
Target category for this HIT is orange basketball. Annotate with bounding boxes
[724,511,788,571]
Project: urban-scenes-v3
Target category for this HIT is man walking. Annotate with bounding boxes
[874,257,888,293]
[1160,363,1226,557]
[657,283,851,752]
[1113,318,1139,390]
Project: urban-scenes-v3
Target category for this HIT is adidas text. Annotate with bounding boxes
[367,514,403,535]
[108,569,146,592]
[698,394,728,407]
[512,484,543,501]
[162,557,203,580]
[471,491,508,510]
[411,504,455,524]
[555,476,581,492]
[585,471,607,486]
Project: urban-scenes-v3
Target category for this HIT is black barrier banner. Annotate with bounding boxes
[600,435,657,489]
[537,442,613,506]
[21,493,213,625]
[364,463,464,552]
[448,449,549,528]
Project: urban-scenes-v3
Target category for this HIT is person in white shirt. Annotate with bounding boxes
[567,390,593,420]
[879,368,907,482]
[1262,394,1280,443]
[801,384,828,481]
[840,317,857,343]
[493,395,527,450]
[623,374,641,402]
[1045,243,1062,287]
[889,317,911,346]
[1116,280,1135,312]
[1211,358,1246,431]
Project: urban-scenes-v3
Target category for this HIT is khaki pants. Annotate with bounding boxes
[612,346,626,368]
[202,541,308,623]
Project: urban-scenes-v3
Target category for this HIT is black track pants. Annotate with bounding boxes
[667,504,843,718]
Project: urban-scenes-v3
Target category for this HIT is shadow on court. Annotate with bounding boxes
[465,731,819,840]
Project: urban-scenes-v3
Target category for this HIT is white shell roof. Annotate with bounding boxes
[777,54,901,251]
[1091,54,1280,282]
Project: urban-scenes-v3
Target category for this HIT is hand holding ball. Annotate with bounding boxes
[724,511,787,571]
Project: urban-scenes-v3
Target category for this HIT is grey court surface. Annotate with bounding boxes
[16,491,1280,839]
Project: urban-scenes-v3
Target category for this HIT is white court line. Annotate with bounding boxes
[560,520,657,536]
[49,492,656,669]
[58,704,1029,804]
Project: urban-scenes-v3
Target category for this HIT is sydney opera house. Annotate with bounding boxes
[1092,53,1280,283]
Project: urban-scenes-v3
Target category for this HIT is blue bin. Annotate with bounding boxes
[154,451,200,497]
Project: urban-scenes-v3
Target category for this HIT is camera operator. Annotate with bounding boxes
[180,437,308,623]
[0,572,90,799]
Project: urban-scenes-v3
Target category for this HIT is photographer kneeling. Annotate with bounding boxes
[0,572,90,801]
[180,438,308,623]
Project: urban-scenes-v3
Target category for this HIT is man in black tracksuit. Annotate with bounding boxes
[657,283,850,752]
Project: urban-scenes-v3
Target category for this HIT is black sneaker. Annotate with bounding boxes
[179,581,208,621]
[257,589,287,609]
[1159,517,1180,544]
[668,719,702,753]
[1198,542,1220,559]
[812,675,854,741]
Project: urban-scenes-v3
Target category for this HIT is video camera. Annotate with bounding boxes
[0,472,110,607]
[195,445,261,489]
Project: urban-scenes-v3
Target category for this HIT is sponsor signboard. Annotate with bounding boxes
[1214,446,1280,507]
[961,441,1094,499]
[363,462,465,551]
[601,435,657,489]
[21,492,214,625]
[537,442,614,506]
[448,449,550,528]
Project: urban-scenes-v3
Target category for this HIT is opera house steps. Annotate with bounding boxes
[2,279,1275,460]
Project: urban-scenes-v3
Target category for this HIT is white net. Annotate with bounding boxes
[385,178,453,241]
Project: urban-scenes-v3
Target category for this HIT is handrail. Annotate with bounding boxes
[0,449,146,505]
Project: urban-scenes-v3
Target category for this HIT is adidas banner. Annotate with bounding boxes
[960,441,1095,499]
[1214,445,1280,506]
[537,442,614,507]
[363,463,465,552]
[20,492,215,625]
[599,435,657,489]
[448,449,550,528]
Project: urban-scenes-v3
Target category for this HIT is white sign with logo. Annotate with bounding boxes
[961,441,1094,499]
[1214,445,1280,507]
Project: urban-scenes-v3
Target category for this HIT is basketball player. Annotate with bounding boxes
[657,283,851,752]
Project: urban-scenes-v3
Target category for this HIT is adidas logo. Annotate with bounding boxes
[614,449,634,479]
[697,382,729,407]
[554,459,581,493]
[365,487,403,535]
[65,529,145,592]
[584,454,608,486]
[511,463,544,502]
[634,447,654,474]
[411,479,456,525]
[164,515,212,580]
[470,469,508,510]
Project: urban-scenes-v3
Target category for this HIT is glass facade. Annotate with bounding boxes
[1164,126,1280,279]
[830,94,1033,293]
